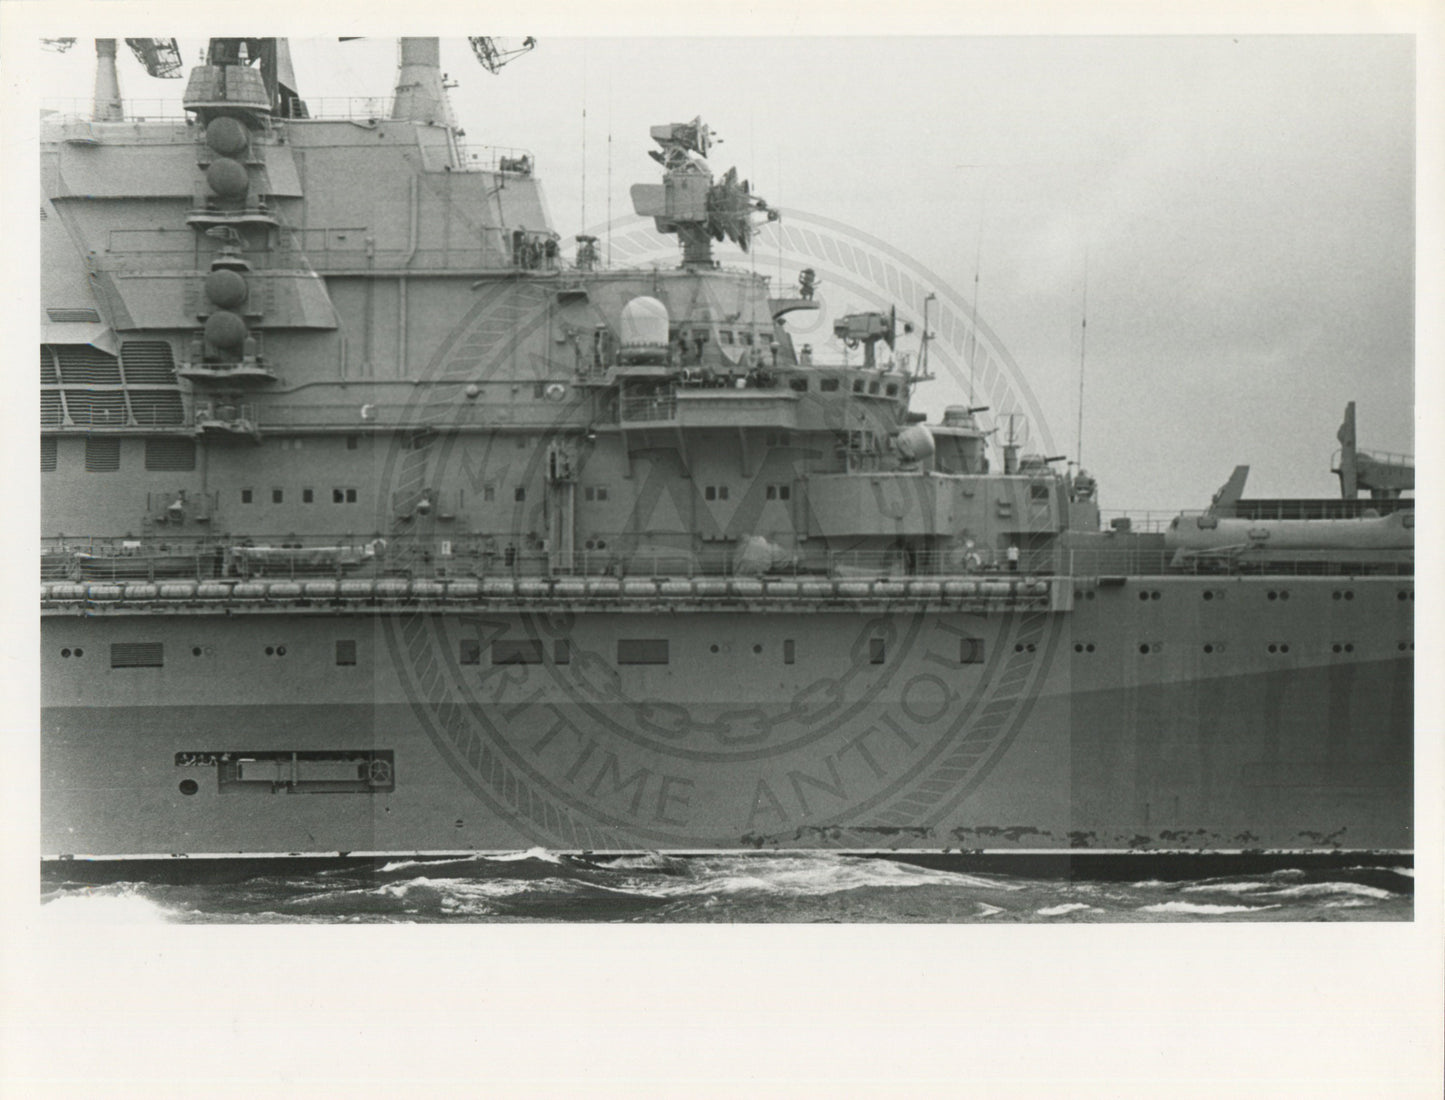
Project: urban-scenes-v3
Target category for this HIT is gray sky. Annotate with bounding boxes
[33,32,1416,512]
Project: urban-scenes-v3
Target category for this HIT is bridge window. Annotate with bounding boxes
[821,378,840,392]
[241,489,254,503]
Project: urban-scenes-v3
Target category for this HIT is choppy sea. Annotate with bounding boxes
[40,851,1412,923]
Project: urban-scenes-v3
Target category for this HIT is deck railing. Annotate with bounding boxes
[40,535,1413,584]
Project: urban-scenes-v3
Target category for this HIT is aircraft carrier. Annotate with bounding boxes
[39,38,1413,865]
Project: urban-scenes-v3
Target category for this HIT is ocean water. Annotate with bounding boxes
[39,852,1413,923]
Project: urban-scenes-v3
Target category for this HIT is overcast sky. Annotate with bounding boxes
[28,29,1419,512]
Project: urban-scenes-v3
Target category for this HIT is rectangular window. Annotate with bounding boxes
[766,485,777,500]
[492,639,544,665]
[596,487,608,501]
[514,487,526,502]
[886,383,899,397]
[1030,483,1051,501]
[790,377,809,392]
[554,640,571,665]
[346,489,357,503]
[110,641,163,669]
[459,639,481,666]
[705,486,717,501]
[84,436,120,472]
[346,435,359,450]
[585,487,595,502]
[617,639,669,665]
[484,484,496,502]
[303,488,314,503]
[779,485,790,501]
[335,640,357,666]
[960,638,985,665]
[333,489,344,503]
[853,379,865,394]
[719,331,734,345]
[242,488,254,504]
[144,438,196,471]
[272,488,284,504]
[868,381,881,395]
[718,486,729,501]
[821,377,840,392]
[783,639,795,665]
[41,437,57,472]
[869,638,886,664]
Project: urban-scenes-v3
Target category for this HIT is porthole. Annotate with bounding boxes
[60,648,71,658]
[1203,591,1213,602]
[1086,643,1095,653]
[1139,644,1150,655]
[277,645,287,656]
[1280,590,1290,601]
[1267,591,1277,601]
[1345,644,1354,653]
[1268,644,1278,654]
[1332,644,1342,653]
[1074,643,1083,653]
[1332,591,1341,601]
[1204,644,1214,654]
[709,644,719,654]
[1151,591,1161,601]
[1138,591,1149,602]
[1345,591,1354,601]
[1086,591,1095,600]
[178,779,199,796]
[752,643,762,654]
[265,646,274,656]
[192,646,203,656]
[1280,644,1290,654]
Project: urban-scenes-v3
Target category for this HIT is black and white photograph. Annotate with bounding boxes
[4,2,1441,1096]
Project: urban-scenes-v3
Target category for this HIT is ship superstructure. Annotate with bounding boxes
[40,39,1413,862]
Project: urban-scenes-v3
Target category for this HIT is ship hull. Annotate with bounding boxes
[41,576,1413,859]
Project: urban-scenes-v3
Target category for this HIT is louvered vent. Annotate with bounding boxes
[121,341,178,383]
[53,344,121,385]
[41,391,63,426]
[47,308,101,323]
[110,642,164,669]
[127,391,184,426]
[144,437,196,471]
[65,390,127,426]
[40,346,57,384]
[85,437,120,471]
[41,437,57,472]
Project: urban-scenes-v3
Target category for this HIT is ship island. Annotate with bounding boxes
[39,38,1414,871]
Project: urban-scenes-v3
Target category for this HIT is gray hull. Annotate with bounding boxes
[42,574,1413,858]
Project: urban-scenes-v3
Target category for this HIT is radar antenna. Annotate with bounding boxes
[629,117,779,267]
[468,37,537,74]
[125,39,183,78]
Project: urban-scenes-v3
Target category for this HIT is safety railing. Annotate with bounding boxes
[41,534,1413,585]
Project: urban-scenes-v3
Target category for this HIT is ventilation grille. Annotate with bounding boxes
[53,344,121,385]
[121,341,178,383]
[41,391,63,426]
[40,346,57,384]
[47,308,101,323]
[41,437,57,472]
[65,390,127,426]
[144,437,196,471]
[85,437,120,472]
[128,391,184,426]
[110,642,164,669]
